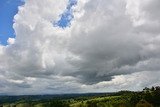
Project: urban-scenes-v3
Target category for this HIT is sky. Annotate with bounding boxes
[0,0,24,45]
[0,0,160,95]
[0,0,75,45]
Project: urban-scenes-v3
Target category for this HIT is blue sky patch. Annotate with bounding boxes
[54,0,77,28]
[0,0,24,45]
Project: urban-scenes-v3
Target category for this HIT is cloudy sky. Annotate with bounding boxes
[0,0,160,95]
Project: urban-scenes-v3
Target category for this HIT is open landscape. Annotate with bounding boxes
[0,86,159,107]
[0,0,160,107]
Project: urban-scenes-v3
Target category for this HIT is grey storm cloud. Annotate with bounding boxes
[0,0,160,94]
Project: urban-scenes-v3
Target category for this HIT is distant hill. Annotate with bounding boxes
[0,86,159,107]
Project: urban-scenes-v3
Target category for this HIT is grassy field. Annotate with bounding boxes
[0,86,159,107]
[70,96,132,107]
[0,96,154,107]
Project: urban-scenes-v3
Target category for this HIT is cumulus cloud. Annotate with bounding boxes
[0,0,160,94]
[7,38,15,45]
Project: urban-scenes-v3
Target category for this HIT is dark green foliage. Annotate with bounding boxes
[86,101,98,107]
[130,93,142,106]
[48,100,69,107]
[143,86,160,106]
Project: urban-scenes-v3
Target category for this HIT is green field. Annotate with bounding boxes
[0,86,160,107]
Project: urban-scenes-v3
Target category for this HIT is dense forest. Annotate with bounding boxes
[0,86,160,107]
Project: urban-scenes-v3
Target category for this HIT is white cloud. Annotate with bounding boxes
[7,38,15,45]
[0,0,160,94]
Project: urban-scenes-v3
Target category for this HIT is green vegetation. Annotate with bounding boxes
[0,86,159,107]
